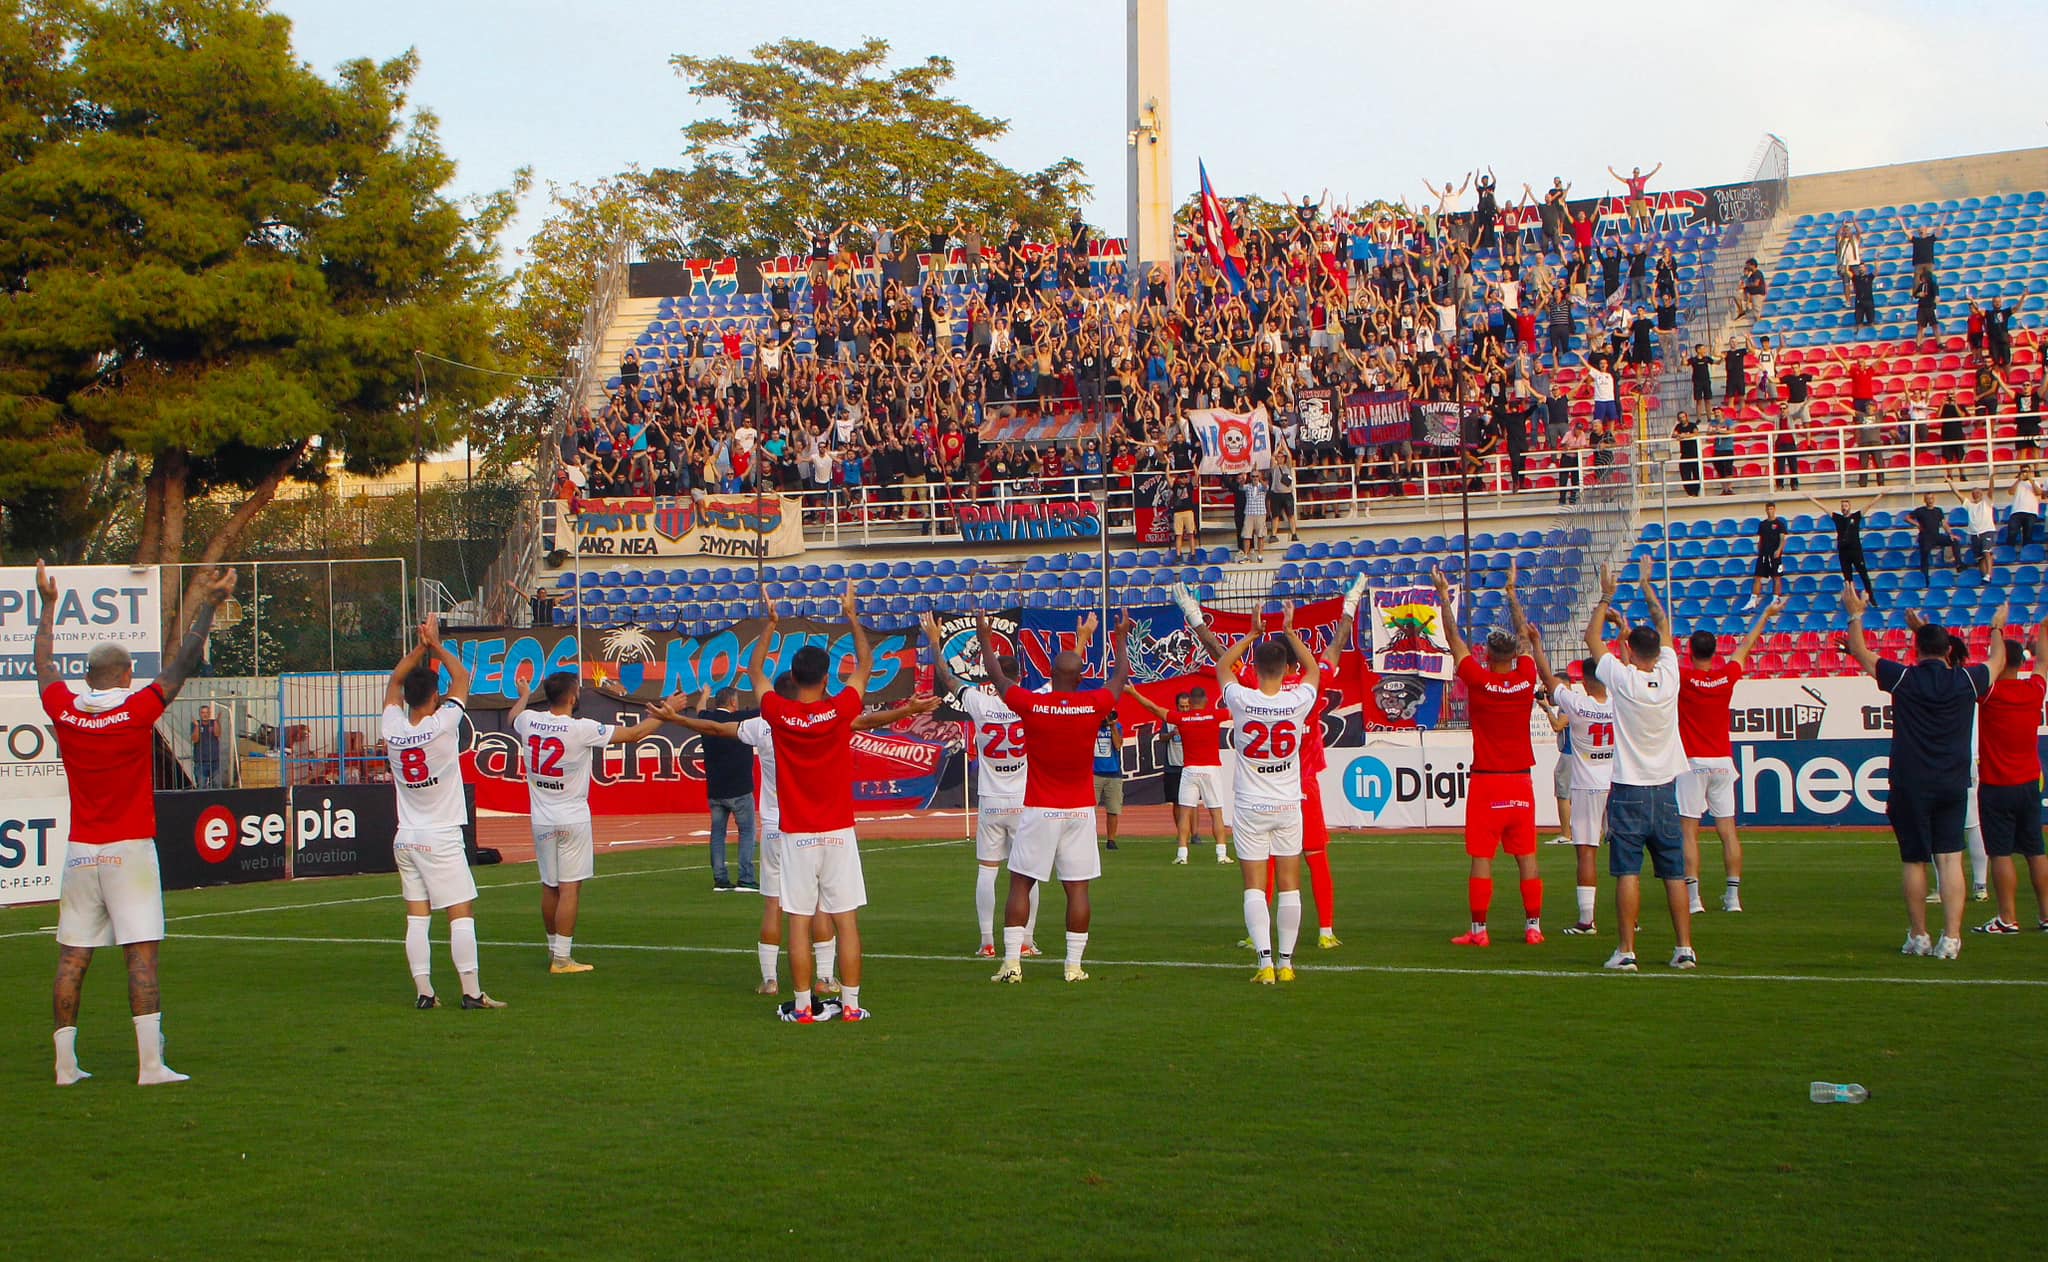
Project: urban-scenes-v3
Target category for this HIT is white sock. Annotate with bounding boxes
[1026,883,1041,943]
[757,942,779,986]
[55,1026,86,1083]
[546,932,560,957]
[405,915,434,996]
[1176,845,1188,860]
[1003,924,1024,967]
[1967,827,1988,887]
[1576,885,1597,923]
[815,938,838,983]
[841,985,860,1012]
[133,1012,185,1083]
[1276,889,1302,965]
[794,988,811,1012]
[1243,889,1273,964]
[451,916,482,998]
[1216,843,1228,859]
[975,866,998,944]
[1065,931,1088,969]
[556,935,573,959]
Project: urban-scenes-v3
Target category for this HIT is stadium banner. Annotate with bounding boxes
[1367,586,1459,680]
[564,494,805,560]
[957,499,1101,543]
[1292,389,1339,448]
[1342,390,1411,449]
[1409,402,1469,450]
[1186,407,1272,473]
[1322,737,1566,829]
[926,610,1024,699]
[441,618,924,709]
[0,565,163,684]
[629,238,1132,298]
[154,788,292,890]
[1719,675,1928,742]
[1131,470,1174,546]
[0,689,70,904]
[289,784,399,879]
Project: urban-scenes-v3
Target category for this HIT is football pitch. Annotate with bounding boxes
[2,831,2044,1260]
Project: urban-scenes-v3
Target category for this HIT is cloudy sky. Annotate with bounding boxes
[271,0,2047,254]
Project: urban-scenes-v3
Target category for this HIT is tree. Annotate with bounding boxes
[0,0,516,568]
[664,37,1090,258]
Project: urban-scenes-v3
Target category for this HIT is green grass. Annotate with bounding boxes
[2,831,2045,1260]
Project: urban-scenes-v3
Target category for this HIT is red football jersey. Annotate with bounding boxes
[1005,686,1118,809]
[1169,707,1225,767]
[761,688,861,834]
[1979,674,2047,787]
[42,681,167,845]
[1678,660,1745,758]
[1456,655,1537,773]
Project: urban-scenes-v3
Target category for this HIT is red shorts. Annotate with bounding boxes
[1464,771,1537,859]
[1301,774,1330,854]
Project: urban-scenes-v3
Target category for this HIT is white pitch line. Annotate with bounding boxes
[0,838,970,941]
[149,931,2048,989]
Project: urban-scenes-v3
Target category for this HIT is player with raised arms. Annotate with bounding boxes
[1213,604,1320,981]
[663,605,936,1004]
[920,610,1060,958]
[1677,596,1784,914]
[507,673,678,973]
[1432,563,1546,946]
[38,560,236,1086]
[381,615,505,1010]
[978,609,1133,982]
[1510,564,1612,935]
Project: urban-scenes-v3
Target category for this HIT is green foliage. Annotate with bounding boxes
[664,37,1090,258]
[0,0,517,560]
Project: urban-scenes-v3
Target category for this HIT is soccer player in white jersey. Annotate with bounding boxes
[1214,605,1320,983]
[922,611,1043,958]
[1510,567,1613,934]
[380,617,504,1010]
[508,672,675,973]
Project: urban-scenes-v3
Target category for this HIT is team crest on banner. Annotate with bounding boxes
[1296,390,1336,445]
[653,500,690,542]
[1368,585,1458,680]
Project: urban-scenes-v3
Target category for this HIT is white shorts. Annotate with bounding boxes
[1570,787,1611,847]
[779,827,865,917]
[533,821,595,886]
[759,817,783,901]
[395,827,478,910]
[1230,803,1303,861]
[56,840,165,948]
[976,800,1024,863]
[1677,757,1737,821]
[1010,807,1101,883]
[1178,766,1225,810]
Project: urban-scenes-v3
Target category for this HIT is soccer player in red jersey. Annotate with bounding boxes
[1676,599,1783,913]
[1973,608,2048,934]
[1433,564,1547,946]
[979,610,1132,982]
[38,560,237,1085]
[1167,687,1231,863]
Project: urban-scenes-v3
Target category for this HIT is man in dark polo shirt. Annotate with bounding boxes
[689,687,760,893]
[1841,584,1990,958]
[1742,503,1788,612]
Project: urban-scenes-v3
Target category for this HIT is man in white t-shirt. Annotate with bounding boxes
[508,673,673,974]
[1214,609,1320,984]
[1525,579,1616,939]
[1584,567,1696,972]
[380,617,504,1009]
[922,612,1042,959]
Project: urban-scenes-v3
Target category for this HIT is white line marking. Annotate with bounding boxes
[150,931,2048,989]
[0,838,969,941]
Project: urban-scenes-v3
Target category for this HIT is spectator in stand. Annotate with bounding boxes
[1608,161,1663,232]
[1169,472,1199,563]
[2005,467,2043,548]
[1672,411,1703,498]
[1734,258,1768,321]
[1850,263,1878,327]
[1803,490,1885,605]
[1707,408,1737,494]
[1936,389,1967,466]
[1984,296,2018,369]
[1898,209,1950,283]
[1770,411,1801,492]
[1947,477,1999,580]
[1834,219,1865,300]
[1909,491,1966,578]
[1778,357,1812,430]
[190,705,223,790]
[1269,447,1299,543]
[1912,270,1941,339]
[1723,335,1750,403]
[1742,502,1789,612]
[1688,342,1716,413]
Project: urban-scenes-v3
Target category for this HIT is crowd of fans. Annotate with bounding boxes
[547,171,2042,545]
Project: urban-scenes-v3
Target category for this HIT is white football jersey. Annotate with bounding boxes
[738,716,778,830]
[957,685,1026,803]
[1221,681,1318,808]
[381,701,468,832]
[1555,686,1617,791]
[511,710,613,827]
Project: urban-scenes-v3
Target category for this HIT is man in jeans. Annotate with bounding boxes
[690,686,759,893]
[1584,566,1696,972]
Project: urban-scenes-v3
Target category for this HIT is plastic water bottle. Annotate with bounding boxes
[1809,1082,1868,1104]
